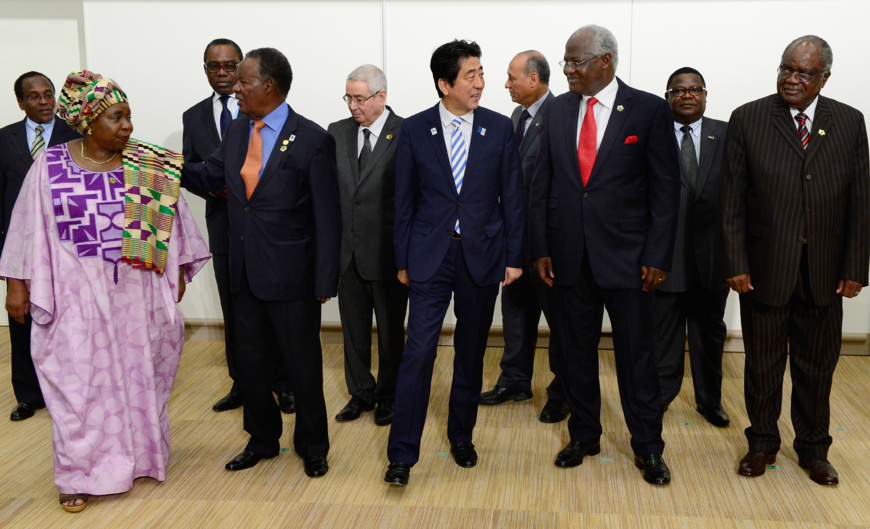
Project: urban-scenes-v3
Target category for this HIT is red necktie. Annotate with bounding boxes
[577,96,598,186]
[240,120,266,199]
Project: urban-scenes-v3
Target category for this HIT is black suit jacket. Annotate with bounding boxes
[529,78,681,288]
[328,107,403,281]
[720,94,870,307]
[0,116,79,254]
[659,116,728,293]
[183,104,342,301]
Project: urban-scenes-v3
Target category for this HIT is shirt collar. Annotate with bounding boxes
[25,116,54,132]
[361,108,390,138]
[584,77,618,109]
[526,91,551,118]
[789,96,819,123]
[674,117,703,135]
[439,101,473,129]
[212,92,237,103]
[258,102,289,132]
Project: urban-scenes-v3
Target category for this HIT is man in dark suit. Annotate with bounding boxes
[182,38,294,415]
[384,40,525,486]
[479,50,568,423]
[529,25,680,485]
[654,67,730,427]
[0,71,79,421]
[720,35,869,486]
[183,48,341,478]
[328,64,407,426]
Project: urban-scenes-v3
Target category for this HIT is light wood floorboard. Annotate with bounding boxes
[0,328,868,528]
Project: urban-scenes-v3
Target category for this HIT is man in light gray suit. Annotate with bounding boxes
[654,67,730,427]
[328,64,407,426]
[479,51,568,423]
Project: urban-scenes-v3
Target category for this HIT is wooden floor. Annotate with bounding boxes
[1,328,870,529]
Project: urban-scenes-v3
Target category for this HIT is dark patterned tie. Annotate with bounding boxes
[515,109,531,147]
[357,128,372,183]
[680,125,699,187]
[795,112,809,150]
[219,95,232,138]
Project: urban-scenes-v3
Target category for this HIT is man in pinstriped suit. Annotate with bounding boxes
[720,35,870,486]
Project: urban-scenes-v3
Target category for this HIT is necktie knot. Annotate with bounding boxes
[520,109,531,122]
[253,119,266,131]
[362,128,371,140]
[586,96,598,110]
[35,125,44,134]
[680,125,691,134]
[219,95,229,108]
[795,112,808,125]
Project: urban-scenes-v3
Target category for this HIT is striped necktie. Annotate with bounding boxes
[450,118,467,233]
[795,112,810,150]
[30,125,46,159]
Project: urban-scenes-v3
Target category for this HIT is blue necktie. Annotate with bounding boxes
[219,95,231,138]
[451,118,467,233]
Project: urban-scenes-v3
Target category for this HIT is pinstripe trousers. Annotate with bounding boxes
[740,249,842,459]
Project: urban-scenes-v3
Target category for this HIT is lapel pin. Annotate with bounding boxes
[430,128,438,136]
[707,135,715,140]
[289,134,296,142]
[280,146,287,152]
[478,127,486,136]
[282,139,289,146]
[535,123,540,127]
[616,105,624,112]
[818,129,826,136]
[386,134,393,140]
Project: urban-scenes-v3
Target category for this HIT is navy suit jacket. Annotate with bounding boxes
[529,77,681,289]
[183,103,341,301]
[0,116,79,255]
[393,103,524,286]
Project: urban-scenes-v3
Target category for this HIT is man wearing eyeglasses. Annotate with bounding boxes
[327,64,407,426]
[182,38,295,415]
[654,67,730,429]
[0,71,79,421]
[720,35,869,486]
[528,25,680,485]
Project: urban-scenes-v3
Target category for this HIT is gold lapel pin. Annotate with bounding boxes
[282,139,289,145]
[386,134,393,140]
[818,129,826,136]
[280,146,287,152]
[616,105,624,112]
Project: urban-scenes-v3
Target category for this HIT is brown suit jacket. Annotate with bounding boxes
[719,94,870,307]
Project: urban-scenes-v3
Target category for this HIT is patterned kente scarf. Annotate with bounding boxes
[120,139,183,274]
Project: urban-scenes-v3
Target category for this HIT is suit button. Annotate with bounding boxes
[805,206,810,212]
[458,202,463,207]
[240,236,244,241]
[583,192,588,197]
[244,206,251,212]
[806,174,812,180]
[355,201,360,206]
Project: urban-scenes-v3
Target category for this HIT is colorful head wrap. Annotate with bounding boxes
[57,70,128,134]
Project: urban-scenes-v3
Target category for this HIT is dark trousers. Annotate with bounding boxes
[233,271,329,459]
[654,281,729,409]
[497,264,564,400]
[214,252,290,394]
[740,251,841,460]
[387,239,499,466]
[550,252,664,456]
[8,313,43,404]
[338,255,408,404]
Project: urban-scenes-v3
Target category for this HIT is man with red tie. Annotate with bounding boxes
[528,25,680,485]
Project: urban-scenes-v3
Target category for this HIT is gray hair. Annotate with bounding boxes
[347,64,387,95]
[519,50,550,85]
[784,35,833,72]
[570,24,619,71]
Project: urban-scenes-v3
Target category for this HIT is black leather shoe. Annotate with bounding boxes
[335,396,374,421]
[10,401,44,421]
[799,458,839,485]
[479,385,533,405]
[303,456,329,477]
[374,400,394,426]
[539,400,570,423]
[697,404,730,427]
[738,451,776,476]
[450,442,478,467]
[225,450,275,471]
[277,392,295,414]
[212,391,242,412]
[555,441,601,467]
[634,454,671,485]
[384,462,410,485]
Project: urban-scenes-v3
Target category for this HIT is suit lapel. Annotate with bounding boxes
[590,78,631,184]
[424,104,456,195]
[253,104,298,200]
[562,93,583,187]
[10,119,31,161]
[345,122,360,186]
[519,109,542,158]
[464,112,488,197]
[359,109,399,186]
[805,96,830,165]
[695,117,718,194]
[199,97,221,146]
[771,97,806,158]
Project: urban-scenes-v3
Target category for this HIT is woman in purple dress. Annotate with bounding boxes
[0,71,210,512]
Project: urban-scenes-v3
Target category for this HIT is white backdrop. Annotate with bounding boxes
[1,0,868,333]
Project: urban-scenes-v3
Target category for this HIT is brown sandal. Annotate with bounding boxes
[59,493,88,513]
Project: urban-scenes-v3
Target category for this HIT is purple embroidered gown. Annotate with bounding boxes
[0,144,210,495]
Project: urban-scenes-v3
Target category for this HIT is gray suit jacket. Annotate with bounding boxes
[328,107,403,281]
[511,91,554,261]
[660,116,728,293]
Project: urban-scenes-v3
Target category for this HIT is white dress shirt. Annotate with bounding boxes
[357,108,391,155]
[575,78,619,149]
[211,92,239,139]
[439,102,474,156]
[25,117,55,149]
